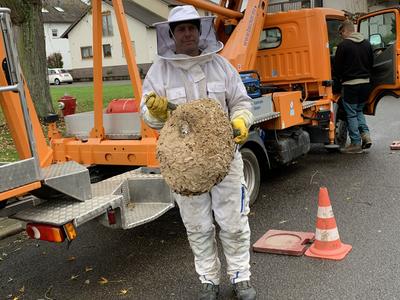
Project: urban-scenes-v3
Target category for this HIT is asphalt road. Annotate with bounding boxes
[1,96,400,299]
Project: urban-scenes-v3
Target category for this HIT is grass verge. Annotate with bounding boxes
[0,82,134,162]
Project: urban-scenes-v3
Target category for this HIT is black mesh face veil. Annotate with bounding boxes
[169,19,201,34]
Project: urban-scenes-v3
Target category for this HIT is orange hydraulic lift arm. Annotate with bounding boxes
[90,0,105,139]
[221,0,268,71]
[50,0,159,166]
[178,0,243,19]
[178,0,268,71]
[112,0,157,139]
[89,0,157,140]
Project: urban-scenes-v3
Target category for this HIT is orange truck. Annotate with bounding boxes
[0,0,398,243]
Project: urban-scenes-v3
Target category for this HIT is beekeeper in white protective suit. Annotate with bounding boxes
[140,5,256,300]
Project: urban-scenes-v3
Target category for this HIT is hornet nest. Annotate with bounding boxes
[157,99,235,196]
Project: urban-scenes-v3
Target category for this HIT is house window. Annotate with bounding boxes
[42,8,49,13]
[54,6,64,12]
[103,44,112,57]
[121,41,136,57]
[102,12,113,36]
[81,46,93,59]
[52,29,58,37]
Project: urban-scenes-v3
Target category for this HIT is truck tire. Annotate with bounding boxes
[327,102,348,152]
[335,118,348,147]
[0,200,7,209]
[54,78,60,85]
[240,147,260,206]
[334,103,348,148]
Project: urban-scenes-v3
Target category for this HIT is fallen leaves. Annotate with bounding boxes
[119,289,129,295]
[85,266,93,272]
[0,124,18,161]
[97,277,124,284]
[98,276,108,285]
[8,285,24,300]
[118,287,132,295]
[44,285,54,300]
[70,274,80,281]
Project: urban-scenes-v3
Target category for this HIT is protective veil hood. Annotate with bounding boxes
[153,5,223,62]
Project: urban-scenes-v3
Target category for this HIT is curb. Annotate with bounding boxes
[0,217,25,240]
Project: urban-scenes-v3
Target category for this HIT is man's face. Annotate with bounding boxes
[172,23,200,56]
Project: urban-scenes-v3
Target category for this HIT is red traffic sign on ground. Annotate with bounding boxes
[253,229,314,256]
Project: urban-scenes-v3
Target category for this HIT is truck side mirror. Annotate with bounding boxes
[369,33,383,48]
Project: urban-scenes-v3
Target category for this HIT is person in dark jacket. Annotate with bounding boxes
[334,20,373,154]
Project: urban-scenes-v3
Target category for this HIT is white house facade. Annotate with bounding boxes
[323,0,368,13]
[62,0,213,81]
[268,0,397,13]
[62,0,167,80]
[68,2,157,69]
[42,0,88,70]
[44,22,72,69]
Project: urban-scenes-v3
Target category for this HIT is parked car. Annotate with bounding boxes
[48,68,73,85]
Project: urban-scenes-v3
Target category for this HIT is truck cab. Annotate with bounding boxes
[254,6,400,116]
[256,8,345,100]
[358,7,400,115]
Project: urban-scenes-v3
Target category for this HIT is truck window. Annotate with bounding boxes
[359,12,396,50]
[326,19,343,56]
[259,28,281,49]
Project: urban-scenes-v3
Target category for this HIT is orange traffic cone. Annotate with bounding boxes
[305,187,352,260]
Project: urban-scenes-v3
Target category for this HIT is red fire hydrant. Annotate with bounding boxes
[58,95,77,116]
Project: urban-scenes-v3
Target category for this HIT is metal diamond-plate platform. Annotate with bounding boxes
[302,101,317,109]
[11,168,175,230]
[0,158,41,193]
[13,194,124,227]
[42,161,92,201]
[250,95,280,125]
[93,169,175,229]
[253,112,280,125]
[122,202,175,229]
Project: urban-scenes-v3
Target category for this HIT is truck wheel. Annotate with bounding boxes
[335,118,348,148]
[240,148,260,206]
[0,200,7,209]
[54,78,60,85]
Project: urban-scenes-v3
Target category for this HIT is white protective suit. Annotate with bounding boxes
[140,5,254,285]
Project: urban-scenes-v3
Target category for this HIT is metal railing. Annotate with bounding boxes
[268,0,323,13]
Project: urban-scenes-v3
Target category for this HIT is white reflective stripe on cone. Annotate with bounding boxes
[317,206,334,218]
[315,228,339,242]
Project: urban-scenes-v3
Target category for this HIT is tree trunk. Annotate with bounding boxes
[0,0,54,117]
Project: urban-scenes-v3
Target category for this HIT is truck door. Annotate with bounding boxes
[358,8,400,115]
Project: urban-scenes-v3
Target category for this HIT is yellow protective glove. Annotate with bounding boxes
[231,117,249,144]
[145,92,168,122]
